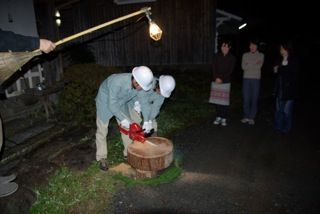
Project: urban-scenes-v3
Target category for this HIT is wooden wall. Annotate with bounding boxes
[37,0,216,66]
[33,0,62,86]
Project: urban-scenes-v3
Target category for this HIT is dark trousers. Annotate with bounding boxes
[215,104,229,119]
[274,98,294,133]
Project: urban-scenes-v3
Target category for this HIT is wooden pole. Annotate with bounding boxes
[0,7,151,84]
[33,7,151,52]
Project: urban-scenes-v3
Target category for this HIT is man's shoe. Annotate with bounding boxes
[0,174,16,184]
[98,159,109,171]
[213,117,222,125]
[0,182,18,198]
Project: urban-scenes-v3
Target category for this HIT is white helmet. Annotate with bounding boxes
[159,75,176,98]
[132,66,154,91]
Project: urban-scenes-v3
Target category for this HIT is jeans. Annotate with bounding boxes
[242,78,260,119]
[274,98,294,133]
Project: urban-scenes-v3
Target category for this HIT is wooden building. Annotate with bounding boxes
[1,0,216,124]
[34,0,216,67]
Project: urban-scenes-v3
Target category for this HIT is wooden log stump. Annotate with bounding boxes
[127,137,173,178]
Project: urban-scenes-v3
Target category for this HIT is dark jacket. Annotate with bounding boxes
[0,28,39,52]
[275,57,299,100]
[0,29,39,92]
[212,53,236,83]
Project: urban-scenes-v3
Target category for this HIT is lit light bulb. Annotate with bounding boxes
[56,18,61,27]
[238,23,247,30]
[55,10,61,18]
[149,21,162,41]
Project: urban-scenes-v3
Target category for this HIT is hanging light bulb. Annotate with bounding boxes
[145,11,162,41]
[149,21,162,41]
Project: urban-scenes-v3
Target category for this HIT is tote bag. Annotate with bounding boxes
[208,82,231,105]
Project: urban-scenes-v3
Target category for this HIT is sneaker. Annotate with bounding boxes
[0,182,18,198]
[221,118,227,126]
[98,159,109,171]
[248,119,255,125]
[213,117,222,125]
[0,174,16,184]
[241,118,249,123]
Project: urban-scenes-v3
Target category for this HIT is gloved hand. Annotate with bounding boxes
[143,120,153,133]
[133,101,141,114]
[120,119,130,129]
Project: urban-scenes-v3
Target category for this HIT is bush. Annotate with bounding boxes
[58,64,123,124]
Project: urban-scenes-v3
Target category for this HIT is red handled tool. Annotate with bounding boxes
[119,123,146,143]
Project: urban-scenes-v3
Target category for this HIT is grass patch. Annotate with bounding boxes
[106,131,125,165]
[157,100,214,137]
[30,163,120,213]
[113,165,183,187]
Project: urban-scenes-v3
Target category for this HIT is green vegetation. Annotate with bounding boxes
[57,64,123,124]
[30,164,118,213]
[113,165,183,187]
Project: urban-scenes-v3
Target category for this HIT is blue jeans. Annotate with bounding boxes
[242,78,260,119]
[274,98,294,133]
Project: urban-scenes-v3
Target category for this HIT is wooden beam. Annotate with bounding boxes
[56,0,80,10]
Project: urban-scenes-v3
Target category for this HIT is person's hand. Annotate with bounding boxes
[120,119,130,129]
[215,78,222,84]
[273,66,279,73]
[133,101,141,114]
[39,39,56,53]
[142,120,153,133]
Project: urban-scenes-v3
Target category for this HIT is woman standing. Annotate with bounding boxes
[273,42,299,133]
[209,41,236,126]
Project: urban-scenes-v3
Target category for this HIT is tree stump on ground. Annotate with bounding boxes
[127,137,173,178]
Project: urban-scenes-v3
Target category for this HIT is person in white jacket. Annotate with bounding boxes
[95,66,153,171]
[241,39,264,125]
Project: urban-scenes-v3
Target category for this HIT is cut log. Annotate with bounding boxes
[127,137,173,178]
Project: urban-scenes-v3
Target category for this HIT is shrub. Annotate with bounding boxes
[58,63,123,124]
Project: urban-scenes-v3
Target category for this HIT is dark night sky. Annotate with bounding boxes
[217,1,318,41]
[217,0,320,75]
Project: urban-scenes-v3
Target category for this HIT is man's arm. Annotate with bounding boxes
[0,28,55,53]
[241,53,249,71]
[39,39,56,53]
